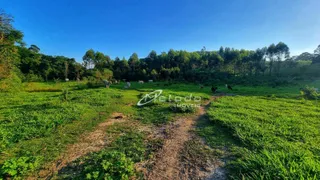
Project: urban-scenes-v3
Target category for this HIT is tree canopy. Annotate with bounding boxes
[1,9,320,88]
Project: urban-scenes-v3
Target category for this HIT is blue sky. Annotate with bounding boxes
[2,0,320,61]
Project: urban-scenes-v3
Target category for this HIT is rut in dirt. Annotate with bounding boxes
[147,102,210,180]
[35,112,126,179]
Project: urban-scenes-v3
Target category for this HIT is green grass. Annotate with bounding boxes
[1,80,320,179]
[0,81,208,178]
[58,124,149,179]
[198,95,320,179]
[0,82,139,178]
[0,85,138,178]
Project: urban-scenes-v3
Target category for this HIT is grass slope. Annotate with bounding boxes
[199,95,320,179]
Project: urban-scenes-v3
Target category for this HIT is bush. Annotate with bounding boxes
[300,86,319,100]
[111,131,146,162]
[71,131,145,179]
[86,76,103,88]
[0,157,42,178]
[82,151,135,180]
[24,73,44,82]
[61,88,69,101]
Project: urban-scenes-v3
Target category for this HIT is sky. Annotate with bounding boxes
[2,0,320,61]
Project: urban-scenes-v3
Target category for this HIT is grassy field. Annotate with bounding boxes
[0,80,319,179]
[0,81,210,178]
[197,81,320,179]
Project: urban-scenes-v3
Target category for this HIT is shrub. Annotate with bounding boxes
[111,132,146,162]
[24,73,44,82]
[82,151,135,180]
[300,86,319,100]
[74,131,145,179]
[97,69,113,80]
[86,76,103,88]
[0,157,42,178]
[61,88,69,101]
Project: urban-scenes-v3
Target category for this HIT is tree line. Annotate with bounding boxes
[1,10,320,91]
[74,43,320,83]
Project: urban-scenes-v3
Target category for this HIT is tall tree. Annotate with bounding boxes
[128,53,139,79]
[313,45,320,64]
[74,62,84,81]
[267,44,277,75]
[146,50,157,70]
[274,42,290,74]
[0,10,23,90]
[83,49,95,69]
[64,61,69,80]
[252,47,267,75]
[94,51,106,70]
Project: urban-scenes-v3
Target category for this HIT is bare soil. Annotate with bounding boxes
[33,112,126,179]
[32,96,228,179]
[146,98,227,180]
[146,102,210,179]
[147,116,195,179]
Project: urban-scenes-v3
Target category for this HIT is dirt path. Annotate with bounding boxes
[35,112,126,179]
[147,102,209,180]
[34,96,226,179]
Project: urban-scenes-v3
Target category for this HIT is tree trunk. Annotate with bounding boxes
[269,60,273,76]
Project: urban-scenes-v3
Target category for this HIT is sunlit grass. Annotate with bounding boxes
[199,95,320,179]
[1,80,319,178]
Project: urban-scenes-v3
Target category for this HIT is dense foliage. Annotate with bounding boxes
[1,10,320,90]
[17,44,320,84]
[0,10,23,91]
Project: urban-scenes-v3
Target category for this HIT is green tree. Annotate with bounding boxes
[312,45,320,64]
[28,44,40,53]
[0,10,23,91]
[150,69,158,80]
[83,49,95,69]
[128,53,140,79]
[18,46,42,76]
[208,52,224,70]
[93,51,105,70]
[189,52,201,70]
[267,44,277,75]
[274,42,290,74]
[64,61,69,80]
[74,62,84,81]
[146,50,157,71]
[252,47,267,76]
